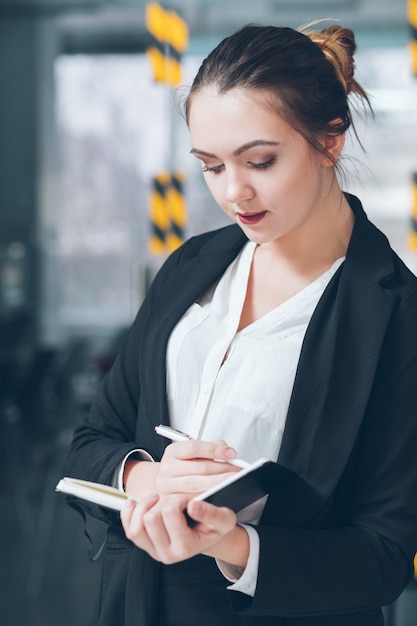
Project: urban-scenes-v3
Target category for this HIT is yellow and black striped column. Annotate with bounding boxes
[146,3,189,255]
[148,172,187,255]
[408,0,417,250]
[145,2,188,86]
[148,172,171,255]
[165,172,187,252]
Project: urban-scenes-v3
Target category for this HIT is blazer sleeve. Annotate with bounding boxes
[64,241,188,522]
[229,287,417,618]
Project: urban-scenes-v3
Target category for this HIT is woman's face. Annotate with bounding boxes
[188,87,338,248]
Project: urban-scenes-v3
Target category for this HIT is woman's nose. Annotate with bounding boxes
[224,171,254,204]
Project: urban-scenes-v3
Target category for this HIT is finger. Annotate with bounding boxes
[186,500,236,533]
[144,497,190,563]
[121,493,171,562]
[156,464,241,498]
[164,439,239,464]
[142,502,171,551]
[160,454,239,478]
[175,468,241,494]
[120,493,159,536]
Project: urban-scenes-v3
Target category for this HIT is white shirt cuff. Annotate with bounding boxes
[216,524,259,597]
[113,448,155,491]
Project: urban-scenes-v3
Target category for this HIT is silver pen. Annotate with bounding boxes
[154,424,249,469]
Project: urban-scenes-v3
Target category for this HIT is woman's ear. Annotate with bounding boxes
[319,121,346,167]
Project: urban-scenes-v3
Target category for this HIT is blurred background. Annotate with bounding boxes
[0,0,416,624]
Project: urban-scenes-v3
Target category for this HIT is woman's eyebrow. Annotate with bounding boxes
[190,140,279,158]
[234,140,280,155]
[190,148,217,158]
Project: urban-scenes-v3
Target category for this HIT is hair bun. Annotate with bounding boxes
[303,24,357,95]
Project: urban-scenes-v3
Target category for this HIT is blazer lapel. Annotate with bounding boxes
[273,196,398,522]
[139,225,247,456]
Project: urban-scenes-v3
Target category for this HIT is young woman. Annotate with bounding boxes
[66,24,417,626]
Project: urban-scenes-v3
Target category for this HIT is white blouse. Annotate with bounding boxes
[167,241,344,466]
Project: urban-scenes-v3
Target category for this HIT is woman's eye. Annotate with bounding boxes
[202,163,224,174]
[248,156,277,170]
[201,156,276,175]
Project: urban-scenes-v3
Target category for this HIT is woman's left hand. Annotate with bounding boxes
[120,492,239,564]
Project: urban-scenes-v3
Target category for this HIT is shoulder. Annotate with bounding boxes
[389,253,417,301]
[138,224,247,312]
[177,223,247,261]
[151,224,247,284]
[345,193,417,300]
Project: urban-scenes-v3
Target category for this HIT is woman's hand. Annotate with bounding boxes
[120,491,248,566]
[123,439,241,501]
[121,439,250,567]
[155,439,241,496]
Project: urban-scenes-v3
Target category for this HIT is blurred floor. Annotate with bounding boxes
[0,334,115,626]
[0,429,102,626]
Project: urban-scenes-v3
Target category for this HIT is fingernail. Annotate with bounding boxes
[190,501,203,517]
[224,447,236,459]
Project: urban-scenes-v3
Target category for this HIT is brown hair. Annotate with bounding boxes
[185,23,371,164]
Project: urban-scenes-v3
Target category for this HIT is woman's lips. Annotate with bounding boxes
[236,211,267,225]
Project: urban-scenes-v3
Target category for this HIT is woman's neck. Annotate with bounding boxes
[259,186,354,273]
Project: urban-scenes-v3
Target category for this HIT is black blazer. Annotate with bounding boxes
[67,194,417,626]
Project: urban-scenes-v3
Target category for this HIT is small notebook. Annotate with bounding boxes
[55,477,140,511]
[56,458,297,514]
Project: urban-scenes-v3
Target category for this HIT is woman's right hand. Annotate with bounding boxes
[155,439,241,497]
[123,439,241,501]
